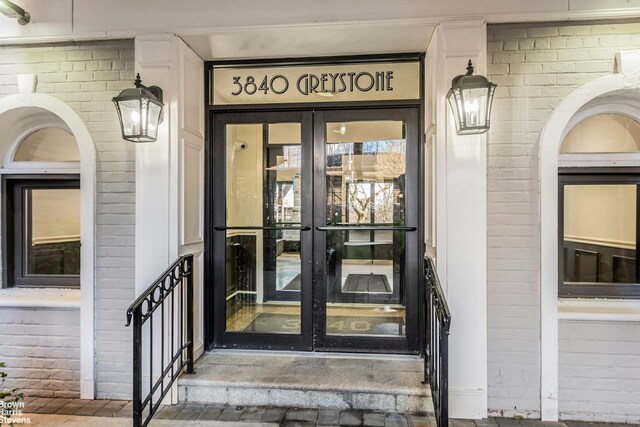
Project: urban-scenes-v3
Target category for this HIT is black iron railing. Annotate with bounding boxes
[125,255,194,427]
[423,256,451,427]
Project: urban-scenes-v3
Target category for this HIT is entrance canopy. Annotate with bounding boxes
[182,23,435,60]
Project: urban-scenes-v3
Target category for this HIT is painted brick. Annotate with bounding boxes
[557,25,592,36]
[510,63,543,75]
[93,70,120,81]
[490,75,524,87]
[93,50,119,60]
[67,71,94,82]
[527,27,558,38]
[559,320,640,422]
[0,308,81,398]
[0,39,135,400]
[488,21,640,421]
[493,52,525,64]
[503,40,519,51]
[493,27,528,40]
[533,38,551,49]
[541,62,576,73]
[556,50,591,61]
[550,38,567,49]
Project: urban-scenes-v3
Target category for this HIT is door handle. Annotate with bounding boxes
[315,226,417,231]
[214,226,312,231]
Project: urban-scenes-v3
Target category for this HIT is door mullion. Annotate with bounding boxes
[312,111,327,350]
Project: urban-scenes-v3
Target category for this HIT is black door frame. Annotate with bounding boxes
[203,53,425,354]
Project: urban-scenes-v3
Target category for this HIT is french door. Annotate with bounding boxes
[210,108,420,353]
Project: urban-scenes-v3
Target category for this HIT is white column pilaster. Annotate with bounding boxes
[431,20,489,419]
[134,34,180,294]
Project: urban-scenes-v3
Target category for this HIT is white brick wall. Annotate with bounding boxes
[0,40,136,399]
[0,308,80,398]
[488,21,640,418]
[559,320,640,422]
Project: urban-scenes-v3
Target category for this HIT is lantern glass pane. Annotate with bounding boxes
[118,99,141,136]
[147,102,162,140]
[447,91,462,133]
[462,87,489,128]
[140,99,149,136]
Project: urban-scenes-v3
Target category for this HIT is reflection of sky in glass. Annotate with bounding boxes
[327,140,406,155]
[362,140,406,154]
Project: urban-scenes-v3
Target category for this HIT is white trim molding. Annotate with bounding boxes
[449,388,488,419]
[0,93,97,400]
[0,288,80,309]
[559,298,640,322]
[558,152,640,168]
[539,71,640,421]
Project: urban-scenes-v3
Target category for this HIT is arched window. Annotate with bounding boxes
[14,127,80,162]
[558,113,640,299]
[561,114,640,154]
[2,127,81,288]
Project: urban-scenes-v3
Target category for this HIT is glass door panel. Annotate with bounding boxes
[212,108,419,353]
[213,111,312,349]
[314,109,420,352]
[325,122,407,336]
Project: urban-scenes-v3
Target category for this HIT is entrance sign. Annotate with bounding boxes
[212,61,420,105]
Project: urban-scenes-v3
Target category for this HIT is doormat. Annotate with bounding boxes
[342,274,391,293]
[242,312,405,336]
[282,274,301,291]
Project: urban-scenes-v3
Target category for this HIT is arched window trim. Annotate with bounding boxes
[539,73,640,420]
[0,94,96,400]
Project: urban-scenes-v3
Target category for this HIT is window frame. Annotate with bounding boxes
[2,174,81,289]
[558,167,640,299]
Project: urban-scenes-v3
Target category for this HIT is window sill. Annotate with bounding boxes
[0,287,80,309]
[558,298,640,322]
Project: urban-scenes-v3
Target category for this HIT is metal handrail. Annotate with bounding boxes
[126,254,194,427]
[213,225,311,231]
[316,226,417,231]
[424,256,451,427]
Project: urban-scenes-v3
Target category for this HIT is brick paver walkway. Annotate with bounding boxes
[17,397,640,427]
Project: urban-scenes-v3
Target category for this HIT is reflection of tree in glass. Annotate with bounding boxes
[375,140,406,178]
[374,183,394,223]
[348,183,392,223]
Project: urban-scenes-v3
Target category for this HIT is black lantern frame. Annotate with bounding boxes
[446,60,497,135]
[113,73,164,143]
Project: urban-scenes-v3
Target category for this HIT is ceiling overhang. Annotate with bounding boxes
[179,21,437,61]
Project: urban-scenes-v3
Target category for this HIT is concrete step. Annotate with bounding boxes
[178,351,433,414]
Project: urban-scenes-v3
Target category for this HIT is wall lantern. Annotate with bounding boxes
[112,73,164,142]
[446,60,497,135]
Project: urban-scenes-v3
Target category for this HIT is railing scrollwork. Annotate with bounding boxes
[126,254,194,427]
